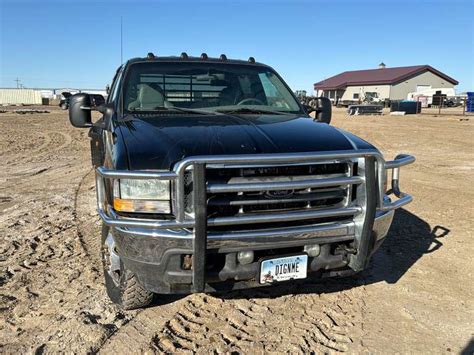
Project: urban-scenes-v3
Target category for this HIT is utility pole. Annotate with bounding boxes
[14,77,21,88]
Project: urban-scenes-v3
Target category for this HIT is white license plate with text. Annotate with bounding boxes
[259,254,308,284]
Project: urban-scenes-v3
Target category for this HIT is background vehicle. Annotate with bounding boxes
[338,91,383,108]
[59,92,72,110]
[68,53,414,309]
[60,92,105,110]
[362,91,382,104]
[407,87,456,106]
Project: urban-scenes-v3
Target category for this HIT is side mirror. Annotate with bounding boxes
[303,104,315,113]
[90,94,106,108]
[69,93,92,128]
[314,97,332,124]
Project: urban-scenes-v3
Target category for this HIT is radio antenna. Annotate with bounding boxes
[120,16,123,64]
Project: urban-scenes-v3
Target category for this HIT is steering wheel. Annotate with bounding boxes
[236,98,265,106]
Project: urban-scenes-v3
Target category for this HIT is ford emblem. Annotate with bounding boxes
[265,190,294,198]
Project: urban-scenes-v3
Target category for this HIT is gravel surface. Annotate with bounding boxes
[0,107,473,353]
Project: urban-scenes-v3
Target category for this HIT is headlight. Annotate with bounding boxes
[113,179,171,213]
[117,179,170,200]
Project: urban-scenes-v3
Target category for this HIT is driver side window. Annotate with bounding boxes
[108,67,123,104]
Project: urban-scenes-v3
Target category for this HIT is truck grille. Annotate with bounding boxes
[184,161,358,229]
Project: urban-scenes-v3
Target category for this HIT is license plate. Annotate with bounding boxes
[259,254,308,284]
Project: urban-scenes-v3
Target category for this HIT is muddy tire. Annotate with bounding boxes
[101,224,153,310]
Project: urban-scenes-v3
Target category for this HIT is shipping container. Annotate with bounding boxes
[0,89,42,105]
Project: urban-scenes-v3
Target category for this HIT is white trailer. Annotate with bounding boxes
[407,88,456,106]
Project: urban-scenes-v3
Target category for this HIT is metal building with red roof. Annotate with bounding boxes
[313,63,458,103]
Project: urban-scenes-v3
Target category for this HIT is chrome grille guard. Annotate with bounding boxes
[95,149,415,230]
[95,149,414,291]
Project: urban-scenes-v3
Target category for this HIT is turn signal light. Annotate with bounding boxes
[113,198,171,214]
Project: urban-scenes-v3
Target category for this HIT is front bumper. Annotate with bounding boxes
[96,150,414,293]
[111,208,394,294]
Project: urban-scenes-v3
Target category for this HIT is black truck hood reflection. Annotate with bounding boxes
[117,113,374,170]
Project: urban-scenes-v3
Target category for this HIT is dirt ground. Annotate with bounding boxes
[0,107,473,354]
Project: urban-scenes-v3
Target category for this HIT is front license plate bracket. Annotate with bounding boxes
[259,254,308,284]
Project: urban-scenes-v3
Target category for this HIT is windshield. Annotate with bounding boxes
[123,62,303,114]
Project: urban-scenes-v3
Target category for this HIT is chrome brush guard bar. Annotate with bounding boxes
[95,149,415,229]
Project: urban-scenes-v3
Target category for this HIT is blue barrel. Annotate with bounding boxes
[467,92,474,112]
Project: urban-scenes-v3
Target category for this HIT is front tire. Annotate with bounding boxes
[101,224,153,310]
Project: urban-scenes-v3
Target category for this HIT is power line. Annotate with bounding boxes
[14,77,21,88]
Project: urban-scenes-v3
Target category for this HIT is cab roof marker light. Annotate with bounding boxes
[147,52,155,59]
[220,54,227,61]
[180,52,188,59]
[248,56,256,63]
[200,53,208,60]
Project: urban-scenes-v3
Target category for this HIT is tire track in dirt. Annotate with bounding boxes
[153,293,357,353]
[3,130,72,166]
[1,130,72,164]
[0,111,136,353]
[72,167,95,256]
[0,131,77,194]
[23,131,73,162]
[101,281,367,353]
[0,131,51,160]
[0,165,137,353]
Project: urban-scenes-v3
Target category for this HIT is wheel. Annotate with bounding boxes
[60,103,68,110]
[101,224,154,310]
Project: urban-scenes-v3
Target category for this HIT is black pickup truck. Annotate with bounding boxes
[68,53,414,309]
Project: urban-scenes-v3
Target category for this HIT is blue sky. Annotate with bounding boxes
[1,0,473,93]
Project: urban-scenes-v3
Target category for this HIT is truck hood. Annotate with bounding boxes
[117,113,375,170]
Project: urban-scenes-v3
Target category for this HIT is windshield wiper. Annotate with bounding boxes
[216,107,288,115]
[166,107,221,115]
[129,107,220,115]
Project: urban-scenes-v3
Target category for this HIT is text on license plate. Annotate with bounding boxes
[259,254,308,284]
